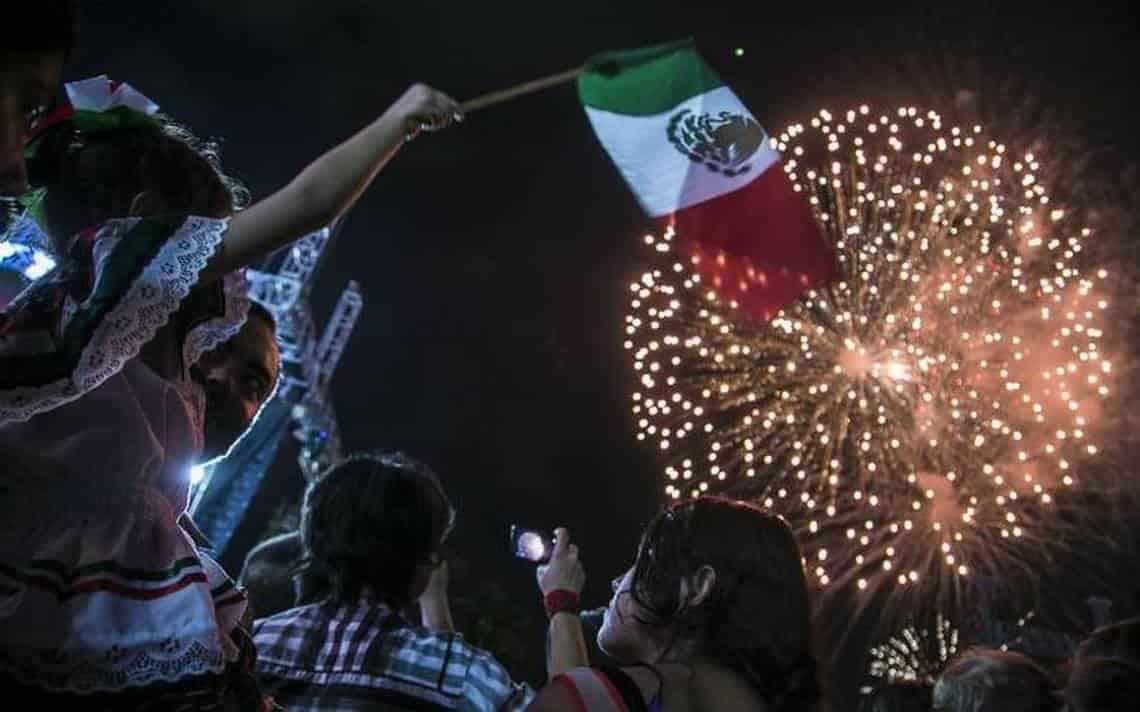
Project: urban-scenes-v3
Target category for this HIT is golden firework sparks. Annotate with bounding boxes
[625,105,1113,595]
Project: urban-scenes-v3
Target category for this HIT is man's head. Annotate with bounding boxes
[1,1,78,195]
[240,531,303,618]
[238,529,333,619]
[1073,615,1140,664]
[933,648,1057,712]
[194,301,280,461]
[1066,616,1140,712]
[301,452,455,610]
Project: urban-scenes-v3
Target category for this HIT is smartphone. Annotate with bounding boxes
[509,525,553,563]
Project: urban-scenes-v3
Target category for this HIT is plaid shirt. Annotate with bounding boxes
[252,596,534,711]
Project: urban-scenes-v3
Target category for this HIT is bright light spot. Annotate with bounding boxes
[885,361,910,381]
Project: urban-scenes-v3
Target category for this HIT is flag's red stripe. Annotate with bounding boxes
[662,165,835,322]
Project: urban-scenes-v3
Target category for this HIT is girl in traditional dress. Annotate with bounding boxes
[0,74,460,708]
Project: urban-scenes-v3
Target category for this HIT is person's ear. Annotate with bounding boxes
[679,565,716,609]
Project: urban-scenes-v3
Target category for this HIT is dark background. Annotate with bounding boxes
[68,1,1139,705]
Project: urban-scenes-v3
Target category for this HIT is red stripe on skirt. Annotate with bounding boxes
[23,571,209,601]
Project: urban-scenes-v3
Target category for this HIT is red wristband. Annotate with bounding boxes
[543,589,580,619]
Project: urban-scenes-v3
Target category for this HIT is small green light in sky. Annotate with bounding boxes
[733,47,744,57]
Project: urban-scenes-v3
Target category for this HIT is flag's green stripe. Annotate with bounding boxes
[579,39,724,116]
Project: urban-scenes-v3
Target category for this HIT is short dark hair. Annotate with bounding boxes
[240,530,332,617]
[629,497,822,711]
[239,531,305,619]
[1075,616,1140,664]
[8,1,80,56]
[934,648,1057,712]
[301,452,455,609]
[1067,617,1140,712]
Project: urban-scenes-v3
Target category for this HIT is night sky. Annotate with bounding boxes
[67,1,1139,703]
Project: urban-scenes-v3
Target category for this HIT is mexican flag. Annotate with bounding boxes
[579,39,834,321]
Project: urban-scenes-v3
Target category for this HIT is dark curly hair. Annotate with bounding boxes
[29,113,248,250]
[628,497,822,712]
[301,452,455,609]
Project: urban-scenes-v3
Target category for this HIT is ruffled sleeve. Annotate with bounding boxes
[0,214,248,425]
[183,269,250,369]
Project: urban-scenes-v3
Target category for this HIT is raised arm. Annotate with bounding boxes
[201,83,459,283]
[539,527,589,680]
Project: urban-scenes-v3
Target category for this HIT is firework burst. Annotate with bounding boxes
[625,104,1116,609]
[865,613,959,689]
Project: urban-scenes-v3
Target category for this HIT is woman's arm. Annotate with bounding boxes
[547,611,589,679]
[539,527,590,679]
[201,83,459,283]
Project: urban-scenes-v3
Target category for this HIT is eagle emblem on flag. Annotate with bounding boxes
[666,109,767,176]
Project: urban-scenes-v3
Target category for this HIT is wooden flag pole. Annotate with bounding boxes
[460,66,584,114]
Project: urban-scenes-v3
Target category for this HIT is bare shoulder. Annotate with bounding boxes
[620,664,671,698]
[688,661,769,712]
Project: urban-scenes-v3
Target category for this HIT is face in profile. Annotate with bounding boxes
[0,49,64,195]
[193,310,280,462]
[597,566,656,662]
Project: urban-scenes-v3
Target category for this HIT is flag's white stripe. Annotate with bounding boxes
[584,85,780,217]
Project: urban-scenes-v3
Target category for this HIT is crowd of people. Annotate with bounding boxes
[235,450,1140,712]
[1,3,1136,710]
